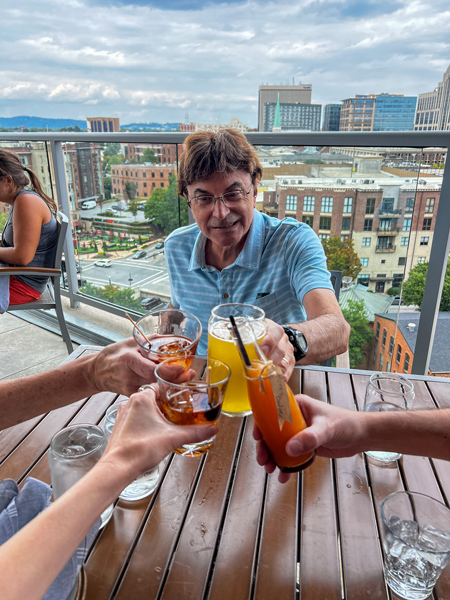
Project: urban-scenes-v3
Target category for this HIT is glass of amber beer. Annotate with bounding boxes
[133,308,202,368]
[208,303,266,417]
[155,356,230,456]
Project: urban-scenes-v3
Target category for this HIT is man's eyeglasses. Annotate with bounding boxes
[188,186,252,209]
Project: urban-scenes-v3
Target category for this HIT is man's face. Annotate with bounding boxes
[187,170,256,251]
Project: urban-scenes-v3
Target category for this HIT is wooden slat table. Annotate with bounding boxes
[2,347,450,600]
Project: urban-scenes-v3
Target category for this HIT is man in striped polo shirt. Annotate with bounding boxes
[165,129,350,376]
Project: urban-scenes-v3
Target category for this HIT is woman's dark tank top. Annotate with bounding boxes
[1,190,58,293]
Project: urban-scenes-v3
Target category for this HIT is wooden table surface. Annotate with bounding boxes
[2,347,450,600]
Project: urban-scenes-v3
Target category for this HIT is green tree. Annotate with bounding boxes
[341,299,373,368]
[104,143,121,156]
[140,148,158,164]
[113,287,142,310]
[402,260,450,310]
[322,237,362,280]
[0,211,8,231]
[128,198,139,221]
[124,181,138,201]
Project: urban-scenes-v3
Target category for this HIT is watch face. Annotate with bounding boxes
[297,332,308,353]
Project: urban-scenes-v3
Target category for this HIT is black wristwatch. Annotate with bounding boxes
[282,326,308,362]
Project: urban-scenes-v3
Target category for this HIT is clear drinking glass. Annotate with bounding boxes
[380,491,450,600]
[208,303,266,417]
[155,355,230,456]
[364,373,415,462]
[104,402,160,501]
[49,424,113,527]
[133,308,202,368]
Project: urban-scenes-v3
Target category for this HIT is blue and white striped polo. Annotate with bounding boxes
[165,209,333,353]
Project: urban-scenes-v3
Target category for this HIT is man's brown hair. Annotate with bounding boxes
[177,129,263,198]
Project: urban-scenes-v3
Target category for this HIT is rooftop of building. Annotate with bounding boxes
[339,284,393,322]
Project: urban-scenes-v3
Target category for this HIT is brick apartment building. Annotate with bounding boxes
[111,164,176,198]
[122,143,177,165]
[64,142,104,210]
[263,174,441,292]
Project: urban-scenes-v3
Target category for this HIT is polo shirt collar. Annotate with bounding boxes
[188,209,263,272]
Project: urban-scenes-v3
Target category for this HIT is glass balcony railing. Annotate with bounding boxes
[1,130,449,377]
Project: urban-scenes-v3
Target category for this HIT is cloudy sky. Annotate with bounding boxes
[2,0,449,127]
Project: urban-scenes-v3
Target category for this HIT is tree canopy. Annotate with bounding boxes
[322,236,362,280]
[341,299,373,368]
[140,148,158,164]
[402,260,450,311]
[124,181,138,201]
[143,174,188,235]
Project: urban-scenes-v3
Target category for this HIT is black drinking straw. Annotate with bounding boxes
[229,315,252,367]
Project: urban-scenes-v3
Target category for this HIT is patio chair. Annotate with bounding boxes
[3,212,74,354]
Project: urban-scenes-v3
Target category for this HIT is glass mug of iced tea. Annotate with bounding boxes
[208,303,266,417]
[155,356,230,457]
[133,308,202,367]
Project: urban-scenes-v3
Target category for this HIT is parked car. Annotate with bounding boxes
[111,203,127,211]
[155,241,164,249]
[133,250,147,260]
[140,297,162,311]
[94,259,112,268]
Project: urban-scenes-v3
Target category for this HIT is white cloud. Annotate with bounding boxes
[0,0,449,125]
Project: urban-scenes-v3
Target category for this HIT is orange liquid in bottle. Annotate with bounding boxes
[246,362,315,472]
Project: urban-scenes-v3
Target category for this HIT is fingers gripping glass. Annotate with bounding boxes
[188,186,253,209]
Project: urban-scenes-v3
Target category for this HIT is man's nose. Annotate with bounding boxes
[212,197,230,219]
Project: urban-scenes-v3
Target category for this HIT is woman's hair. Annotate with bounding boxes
[0,149,57,214]
[177,129,263,198]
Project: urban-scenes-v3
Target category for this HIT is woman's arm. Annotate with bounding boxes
[0,388,217,600]
[0,193,48,265]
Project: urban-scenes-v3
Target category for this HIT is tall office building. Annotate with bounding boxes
[340,94,416,131]
[414,65,450,131]
[258,84,315,131]
[322,104,341,131]
[86,117,120,133]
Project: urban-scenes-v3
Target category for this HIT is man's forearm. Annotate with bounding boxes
[290,314,350,365]
[0,354,100,430]
[361,408,450,461]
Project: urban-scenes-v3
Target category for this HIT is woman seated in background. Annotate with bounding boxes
[0,149,58,305]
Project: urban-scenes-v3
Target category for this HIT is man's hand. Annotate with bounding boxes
[254,394,365,482]
[260,319,295,381]
[88,338,189,397]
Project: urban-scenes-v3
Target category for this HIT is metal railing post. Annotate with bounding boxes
[49,140,81,308]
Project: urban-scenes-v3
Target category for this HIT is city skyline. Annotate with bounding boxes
[2,0,449,127]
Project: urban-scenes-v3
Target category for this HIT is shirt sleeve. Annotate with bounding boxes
[284,223,333,303]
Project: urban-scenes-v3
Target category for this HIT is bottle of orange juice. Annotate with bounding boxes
[230,316,315,472]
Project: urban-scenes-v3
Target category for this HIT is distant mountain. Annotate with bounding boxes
[121,122,179,131]
[0,116,87,130]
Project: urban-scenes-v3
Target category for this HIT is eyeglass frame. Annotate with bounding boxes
[187,185,253,209]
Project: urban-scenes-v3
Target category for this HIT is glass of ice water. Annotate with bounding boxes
[364,373,415,462]
[104,402,160,501]
[380,491,450,600]
[49,424,113,528]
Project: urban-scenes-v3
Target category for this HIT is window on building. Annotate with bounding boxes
[143,172,146,177]
[160,172,164,177]
[302,215,314,227]
[373,346,378,364]
[343,197,353,213]
[318,234,330,241]
[361,258,369,267]
[389,336,394,355]
[152,172,155,178]
[319,217,331,230]
[342,217,351,230]
[398,257,406,266]
[405,197,414,213]
[425,198,435,213]
[404,353,410,372]
[396,345,402,363]
[362,237,371,247]
[382,329,387,348]
[393,274,404,287]
[358,274,369,286]
[364,219,373,231]
[286,195,298,211]
[403,219,412,232]
[160,183,164,188]
[375,322,380,340]
[303,196,315,211]
[401,236,409,246]
[379,218,392,231]
[386,361,391,373]
[422,218,432,231]
[379,353,384,370]
[366,198,376,214]
[382,198,394,213]
[420,237,429,245]
[321,197,333,212]
[417,257,426,264]
[143,182,147,187]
